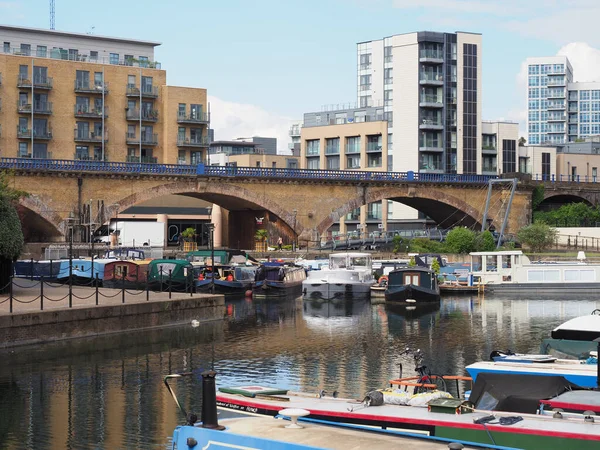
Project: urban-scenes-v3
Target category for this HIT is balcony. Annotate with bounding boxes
[569,117,578,124]
[547,78,566,87]
[419,118,443,130]
[177,111,210,124]
[419,164,444,172]
[17,126,53,139]
[126,109,158,122]
[419,143,443,152]
[482,165,497,174]
[74,153,108,161]
[126,155,158,163]
[420,95,443,108]
[74,80,109,94]
[547,102,565,110]
[17,101,53,115]
[75,105,108,119]
[126,85,159,98]
[419,49,444,63]
[482,145,497,154]
[17,75,53,90]
[366,143,382,153]
[548,129,565,134]
[74,129,108,143]
[176,136,210,147]
[419,73,444,86]
[547,90,565,99]
[126,132,158,146]
[547,114,566,122]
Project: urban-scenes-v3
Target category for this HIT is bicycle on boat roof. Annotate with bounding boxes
[392,347,448,394]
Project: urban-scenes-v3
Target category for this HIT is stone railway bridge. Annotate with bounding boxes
[4,160,600,246]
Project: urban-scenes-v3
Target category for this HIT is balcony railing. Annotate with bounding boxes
[177,111,210,124]
[419,49,444,61]
[17,75,53,89]
[547,114,566,121]
[419,141,443,151]
[482,144,496,151]
[17,126,53,139]
[419,163,443,171]
[74,129,108,143]
[547,102,565,110]
[176,136,210,147]
[74,80,109,94]
[126,132,158,145]
[18,101,53,114]
[126,109,158,122]
[75,105,108,118]
[126,155,158,163]
[420,95,443,106]
[482,165,497,173]
[420,119,443,129]
[547,78,565,86]
[366,143,382,152]
[126,85,159,98]
[74,153,108,161]
[420,73,443,84]
[324,147,340,155]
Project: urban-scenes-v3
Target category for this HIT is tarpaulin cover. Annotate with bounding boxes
[469,372,582,414]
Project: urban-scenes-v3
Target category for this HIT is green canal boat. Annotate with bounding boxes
[147,259,194,292]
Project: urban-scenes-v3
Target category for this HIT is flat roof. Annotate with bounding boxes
[357,30,481,44]
[0,24,161,46]
[210,140,257,146]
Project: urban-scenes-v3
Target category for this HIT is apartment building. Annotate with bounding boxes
[525,55,600,146]
[0,25,209,165]
[481,121,519,175]
[357,31,482,174]
[289,121,301,155]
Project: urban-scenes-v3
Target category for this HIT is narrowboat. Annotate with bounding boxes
[195,264,257,294]
[147,259,194,292]
[13,259,70,281]
[302,252,375,300]
[384,266,440,304]
[71,258,113,284]
[253,261,306,297]
[103,260,150,289]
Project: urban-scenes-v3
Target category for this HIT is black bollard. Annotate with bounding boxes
[168,269,172,299]
[95,274,99,306]
[40,276,44,311]
[200,370,225,430]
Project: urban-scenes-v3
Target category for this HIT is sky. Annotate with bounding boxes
[3,0,600,151]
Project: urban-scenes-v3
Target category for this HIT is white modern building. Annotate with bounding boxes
[525,56,600,145]
[357,31,482,174]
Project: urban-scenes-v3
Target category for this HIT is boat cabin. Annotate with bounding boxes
[388,266,438,290]
[329,252,372,270]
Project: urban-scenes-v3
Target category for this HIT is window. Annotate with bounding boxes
[20,44,31,56]
[306,140,320,156]
[3,42,9,53]
[287,159,298,169]
[360,75,371,86]
[190,104,203,119]
[528,76,539,87]
[76,70,90,89]
[141,76,153,93]
[35,45,46,58]
[75,145,89,160]
[75,96,89,113]
[68,49,78,61]
[272,162,276,168]
[384,89,393,106]
[325,138,340,154]
[502,139,516,174]
[384,46,393,63]
[90,51,98,61]
[255,161,261,167]
[18,142,28,158]
[178,127,186,141]
[33,66,47,84]
[384,68,393,84]
[94,72,103,87]
[367,154,382,167]
[19,64,28,81]
[32,143,48,159]
[593,167,598,182]
[128,75,136,88]
[326,155,340,170]
[138,56,149,67]
[368,202,382,220]
[359,95,371,107]
[359,53,371,69]
[125,55,134,66]
[346,155,360,169]
[542,152,551,180]
[346,136,360,153]
[178,103,186,117]
[306,157,320,169]
[367,135,382,152]
[109,53,119,64]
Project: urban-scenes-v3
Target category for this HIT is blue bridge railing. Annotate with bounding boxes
[0,157,590,184]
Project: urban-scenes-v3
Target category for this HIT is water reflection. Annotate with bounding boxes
[1,294,600,448]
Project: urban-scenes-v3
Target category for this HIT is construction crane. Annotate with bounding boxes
[50,0,55,30]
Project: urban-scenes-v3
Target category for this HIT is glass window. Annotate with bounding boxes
[128,75,136,87]
[528,65,539,75]
[580,90,591,100]
[528,99,540,110]
[346,136,360,153]
[528,76,539,87]
[359,53,371,68]
[68,49,78,61]
[306,157,320,169]
[384,68,393,84]
[325,138,340,154]
[306,140,320,156]
[18,142,28,157]
[3,42,9,53]
[36,45,47,57]
[94,72,104,87]
[109,53,119,64]
[90,51,98,61]
[528,110,539,121]
[326,155,340,170]
[580,102,590,111]
[141,76,153,93]
[346,155,360,169]
[20,43,31,56]
[528,88,539,99]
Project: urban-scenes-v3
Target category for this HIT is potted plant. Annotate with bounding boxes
[255,229,268,252]
[181,227,197,252]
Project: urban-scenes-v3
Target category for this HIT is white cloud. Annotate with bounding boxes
[557,42,600,82]
[208,96,294,154]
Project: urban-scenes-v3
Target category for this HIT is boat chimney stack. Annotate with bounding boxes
[201,370,225,430]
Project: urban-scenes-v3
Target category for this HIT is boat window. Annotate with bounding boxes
[528,269,560,282]
[157,263,177,276]
[350,256,368,267]
[471,255,482,272]
[502,255,511,269]
[565,269,596,282]
[485,255,497,272]
[115,264,128,278]
[404,273,419,285]
[235,267,256,281]
[330,256,346,269]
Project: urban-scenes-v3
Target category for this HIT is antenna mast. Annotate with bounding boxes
[50,0,55,30]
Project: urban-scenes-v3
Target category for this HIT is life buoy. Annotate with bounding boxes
[198,274,204,281]
[378,276,388,287]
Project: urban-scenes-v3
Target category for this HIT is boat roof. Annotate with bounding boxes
[470,250,524,256]
[551,313,600,341]
[330,252,371,257]
[389,266,433,273]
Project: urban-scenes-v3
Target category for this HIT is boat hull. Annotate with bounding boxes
[196,279,252,295]
[385,284,440,304]
[215,391,600,450]
[482,282,600,295]
[253,280,303,297]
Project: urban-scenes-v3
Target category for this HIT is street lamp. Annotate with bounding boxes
[292,209,297,252]
[207,223,215,294]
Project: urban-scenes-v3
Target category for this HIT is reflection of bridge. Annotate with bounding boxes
[3,157,594,247]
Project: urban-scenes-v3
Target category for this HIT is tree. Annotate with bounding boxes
[0,172,27,293]
[518,137,526,147]
[181,227,196,242]
[532,185,545,211]
[430,257,440,274]
[444,227,476,254]
[474,230,496,252]
[517,223,557,253]
[534,202,600,227]
[392,235,408,253]
[408,256,417,267]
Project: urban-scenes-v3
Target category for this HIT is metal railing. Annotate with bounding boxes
[126,85,159,97]
[420,49,444,60]
[74,80,109,93]
[177,111,210,123]
[16,126,53,139]
[17,75,53,89]
[74,130,108,142]
[177,136,210,147]
[126,132,158,145]
[126,155,158,163]
[126,109,158,121]
[18,101,53,114]
[420,73,443,83]
[74,105,108,118]
[420,95,442,104]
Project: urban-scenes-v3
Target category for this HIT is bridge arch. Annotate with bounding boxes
[18,196,63,241]
[113,180,303,235]
[317,186,484,235]
[540,193,594,210]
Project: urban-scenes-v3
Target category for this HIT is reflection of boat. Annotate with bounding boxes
[385,301,440,320]
[253,262,306,297]
[466,312,600,388]
[195,265,257,294]
[385,267,440,304]
[302,253,375,300]
[470,250,600,294]
[147,259,194,291]
[303,296,371,319]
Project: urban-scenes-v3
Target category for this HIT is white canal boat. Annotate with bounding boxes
[302,252,375,300]
[469,250,600,294]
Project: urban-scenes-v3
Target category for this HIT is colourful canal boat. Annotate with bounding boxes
[147,259,194,292]
[103,260,150,289]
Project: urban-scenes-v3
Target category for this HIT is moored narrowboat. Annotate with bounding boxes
[385,266,440,304]
[253,262,306,297]
[147,259,194,292]
[103,260,150,289]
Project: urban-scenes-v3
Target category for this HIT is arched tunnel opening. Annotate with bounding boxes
[16,205,63,243]
[537,195,592,212]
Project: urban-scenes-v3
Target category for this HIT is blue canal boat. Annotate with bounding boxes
[195,265,257,295]
[71,258,113,284]
[253,261,306,297]
[14,259,70,281]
